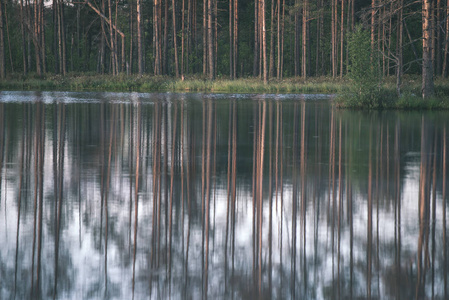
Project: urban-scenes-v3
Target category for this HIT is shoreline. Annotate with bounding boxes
[1,74,448,109]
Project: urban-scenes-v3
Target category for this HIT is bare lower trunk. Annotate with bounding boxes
[137,0,143,74]
[172,0,179,77]
[422,0,435,98]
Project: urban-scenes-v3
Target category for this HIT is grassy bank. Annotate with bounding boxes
[335,75,449,110]
[1,73,449,109]
[0,73,348,94]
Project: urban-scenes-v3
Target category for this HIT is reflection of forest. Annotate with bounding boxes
[0,92,448,299]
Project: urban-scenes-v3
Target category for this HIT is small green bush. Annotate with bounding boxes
[342,25,382,108]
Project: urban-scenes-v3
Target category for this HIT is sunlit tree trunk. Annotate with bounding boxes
[269,0,275,78]
[422,0,435,98]
[181,0,185,77]
[137,0,143,74]
[340,0,345,77]
[261,0,267,83]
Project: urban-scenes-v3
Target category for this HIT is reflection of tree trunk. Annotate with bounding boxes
[168,104,178,282]
[37,103,45,296]
[14,108,25,297]
[104,106,116,292]
[431,130,437,298]
[394,121,401,300]
[132,103,141,298]
[291,103,298,299]
[443,126,447,299]
[337,118,342,298]
[367,126,372,300]
[203,100,213,299]
[300,101,307,293]
[54,103,66,299]
[416,117,431,299]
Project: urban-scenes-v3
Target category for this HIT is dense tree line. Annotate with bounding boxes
[0,0,445,96]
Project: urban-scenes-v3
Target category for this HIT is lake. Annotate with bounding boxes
[0,91,447,299]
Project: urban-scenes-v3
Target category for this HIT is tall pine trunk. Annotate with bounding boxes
[302,0,308,79]
[137,0,143,74]
[0,0,5,78]
[422,0,435,98]
[172,0,179,77]
[207,0,214,79]
[261,0,267,83]
[443,0,449,77]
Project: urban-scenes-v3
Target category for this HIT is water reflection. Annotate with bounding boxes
[0,91,448,300]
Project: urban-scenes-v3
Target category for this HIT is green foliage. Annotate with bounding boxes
[344,25,382,108]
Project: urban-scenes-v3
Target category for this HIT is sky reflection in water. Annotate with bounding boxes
[0,91,447,300]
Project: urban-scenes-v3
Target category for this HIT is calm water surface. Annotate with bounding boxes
[0,91,448,299]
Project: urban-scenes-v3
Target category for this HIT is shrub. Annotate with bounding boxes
[344,25,382,108]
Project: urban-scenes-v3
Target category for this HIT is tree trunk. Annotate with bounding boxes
[129,0,133,74]
[443,0,449,77]
[269,0,275,78]
[207,0,214,79]
[253,0,259,76]
[277,0,281,79]
[154,0,162,75]
[34,0,41,75]
[60,0,66,75]
[261,0,267,84]
[137,0,143,74]
[340,0,344,78]
[40,0,45,73]
[0,0,5,78]
[422,0,435,98]
[396,0,403,96]
[99,0,105,74]
[331,0,337,77]
[234,0,238,78]
[172,0,179,77]
[436,0,441,75]
[203,0,207,75]
[371,0,376,51]
[20,0,27,74]
[302,0,308,79]
[181,0,185,77]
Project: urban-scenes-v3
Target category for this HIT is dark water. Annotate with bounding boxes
[0,91,447,300]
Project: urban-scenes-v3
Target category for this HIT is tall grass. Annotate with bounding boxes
[0,73,349,94]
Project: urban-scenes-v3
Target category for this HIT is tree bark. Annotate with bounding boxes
[443,0,449,77]
[20,0,27,74]
[340,0,345,78]
[261,0,267,84]
[137,0,143,74]
[422,0,435,98]
[207,0,214,79]
[172,0,179,77]
[396,0,403,96]
[253,0,259,76]
[0,0,5,78]
[269,0,275,78]
[331,0,337,77]
[302,0,308,79]
[203,0,207,75]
